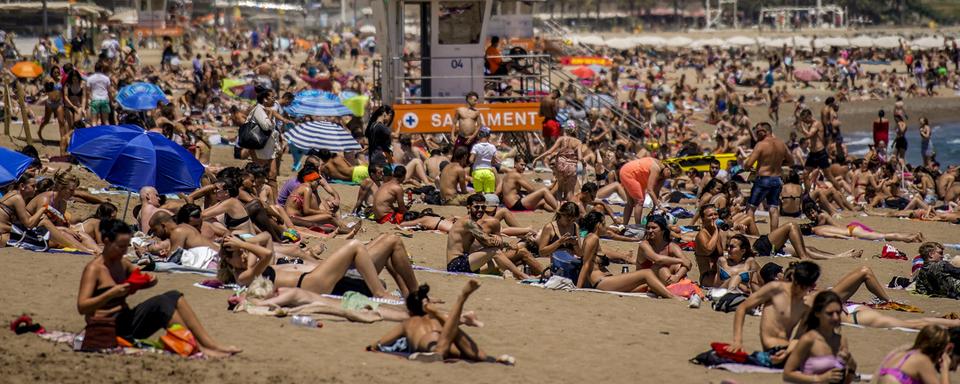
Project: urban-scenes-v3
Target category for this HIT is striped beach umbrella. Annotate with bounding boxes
[286,90,352,117]
[284,120,361,152]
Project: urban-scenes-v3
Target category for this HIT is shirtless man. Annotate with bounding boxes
[820,97,837,144]
[936,167,960,202]
[372,165,408,224]
[425,147,451,181]
[149,211,219,253]
[799,109,829,188]
[452,92,482,152]
[139,186,172,233]
[499,157,559,212]
[315,149,369,185]
[478,201,539,279]
[742,122,793,232]
[444,194,525,277]
[439,147,471,206]
[353,164,385,215]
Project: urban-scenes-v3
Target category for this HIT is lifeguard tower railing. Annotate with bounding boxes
[373,53,645,137]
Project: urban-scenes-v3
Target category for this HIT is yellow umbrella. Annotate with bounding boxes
[11,61,43,78]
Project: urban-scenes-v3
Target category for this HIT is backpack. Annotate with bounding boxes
[550,249,581,283]
[7,225,50,252]
[712,292,748,313]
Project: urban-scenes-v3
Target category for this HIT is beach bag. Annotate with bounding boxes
[81,317,118,351]
[7,224,50,251]
[237,106,270,149]
[550,249,582,283]
[161,324,197,357]
[712,292,748,313]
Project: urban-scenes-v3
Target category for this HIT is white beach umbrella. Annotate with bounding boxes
[725,36,756,46]
[605,37,638,50]
[635,36,667,46]
[911,36,944,50]
[692,37,725,48]
[358,24,376,34]
[873,36,903,49]
[666,36,693,48]
[849,36,874,48]
[762,37,789,48]
[816,36,849,48]
[792,36,812,50]
[576,35,606,46]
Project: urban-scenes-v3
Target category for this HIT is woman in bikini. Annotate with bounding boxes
[397,209,457,233]
[802,202,923,243]
[576,211,677,297]
[368,281,515,364]
[717,234,761,293]
[635,215,692,286]
[218,233,419,299]
[875,325,955,384]
[284,167,355,235]
[851,159,880,205]
[694,205,726,287]
[1,177,50,246]
[782,291,856,384]
[201,178,259,235]
[78,219,240,357]
[71,202,117,250]
[536,202,581,261]
[35,69,69,155]
[22,173,97,253]
[62,68,86,130]
[532,124,582,201]
[780,170,805,217]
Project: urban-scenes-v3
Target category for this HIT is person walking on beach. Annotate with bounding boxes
[873,110,890,149]
[920,117,933,166]
[743,122,792,232]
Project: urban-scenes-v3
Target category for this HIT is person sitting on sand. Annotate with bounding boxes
[77,219,240,357]
[201,178,259,235]
[353,163,385,215]
[284,166,355,235]
[498,157,558,212]
[22,173,98,253]
[782,291,857,384]
[874,325,959,384]
[635,215,692,286]
[536,202,581,261]
[175,203,227,242]
[70,202,117,250]
[0,176,89,252]
[439,146,471,206]
[136,186,179,233]
[314,149,369,185]
[444,194,519,275]
[477,198,540,279]
[367,281,515,365]
[716,234,761,294]
[577,212,677,298]
[372,165,408,224]
[219,233,419,299]
[571,182,620,224]
[801,202,923,243]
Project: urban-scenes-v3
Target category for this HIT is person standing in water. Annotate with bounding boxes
[919,117,933,166]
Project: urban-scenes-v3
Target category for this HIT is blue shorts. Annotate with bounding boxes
[748,176,783,208]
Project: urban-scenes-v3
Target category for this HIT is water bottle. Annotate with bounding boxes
[291,315,320,328]
[688,295,702,309]
[621,266,629,274]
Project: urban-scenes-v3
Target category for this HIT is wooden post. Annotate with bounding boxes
[2,74,11,137]
[15,81,33,146]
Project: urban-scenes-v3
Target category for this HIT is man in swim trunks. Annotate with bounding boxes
[439,147,471,206]
[800,108,829,186]
[499,157,559,212]
[452,92,482,152]
[445,194,513,273]
[539,90,561,149]
[373,165,408,224]
[727,261,821,367]
[743,122,792,232]
[315,149,369,184]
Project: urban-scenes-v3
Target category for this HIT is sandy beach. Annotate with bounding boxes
[2,45,960,383]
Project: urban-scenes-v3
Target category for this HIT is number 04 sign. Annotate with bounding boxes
[393,103,543,134]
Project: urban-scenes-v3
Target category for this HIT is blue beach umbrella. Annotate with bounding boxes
[286,90,352,117]
[116,82,169,111]
[68,125,204,194]
[0,147,33,186]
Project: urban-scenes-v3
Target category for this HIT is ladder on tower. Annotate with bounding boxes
[705,0,738,29]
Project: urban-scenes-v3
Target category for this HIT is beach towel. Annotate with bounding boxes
[328,179,361,186]
[152,262,216,276]
[666,279,704,299]
[713,364,783,374]
[842,322,919,333]
[411,265,505,280]
[522,276,657,298]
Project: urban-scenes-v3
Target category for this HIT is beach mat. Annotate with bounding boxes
[412,265,505,280]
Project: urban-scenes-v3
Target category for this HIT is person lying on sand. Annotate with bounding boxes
[241,277,484,326]
[367,281,515,365]
[802,202,923,243]
[77,219,240,357]
[218,233,419,299]
[314,149,370,185]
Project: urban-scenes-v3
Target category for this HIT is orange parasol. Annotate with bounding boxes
[11,61,43,78]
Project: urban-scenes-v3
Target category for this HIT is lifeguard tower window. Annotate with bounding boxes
[438,2,484,45]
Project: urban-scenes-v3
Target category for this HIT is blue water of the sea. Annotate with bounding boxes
[844,123,960,166]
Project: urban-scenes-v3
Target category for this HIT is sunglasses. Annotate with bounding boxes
[470,204,485,210]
